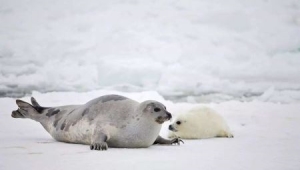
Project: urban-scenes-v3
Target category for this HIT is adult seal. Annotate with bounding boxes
[11,94,183,151]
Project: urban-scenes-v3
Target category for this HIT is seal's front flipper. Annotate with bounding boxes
[153,135,184,145]
[11,99,40,120]
[90,142,108,150]
[90,132,109,151]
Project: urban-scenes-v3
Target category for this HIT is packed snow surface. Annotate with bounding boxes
[1,1,299,168]
[1,91,300,170]
[1,0,300,103]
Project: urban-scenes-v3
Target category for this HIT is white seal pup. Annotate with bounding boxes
[168,107,233,139]
[11,95,183,151]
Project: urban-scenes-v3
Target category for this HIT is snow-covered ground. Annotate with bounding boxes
[1,91,300,170]
[1,0,300,169]
[1,0,300,103]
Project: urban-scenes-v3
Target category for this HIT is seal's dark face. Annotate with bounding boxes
[143,102,172,124]
[154,106,172,124]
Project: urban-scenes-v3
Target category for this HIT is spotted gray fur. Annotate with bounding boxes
[68,109,76,115]
[53,112,64,127]
[82,108,89,116]
[46,108,60,117]
[99,95,127,103]
[61,120,66,130]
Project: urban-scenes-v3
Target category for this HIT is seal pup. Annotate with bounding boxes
[11,95,183,151]
[168,107,233,139]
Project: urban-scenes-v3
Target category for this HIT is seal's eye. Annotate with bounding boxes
[176,121,181,125]
[154,108,161,112]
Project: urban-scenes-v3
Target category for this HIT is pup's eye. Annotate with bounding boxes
[154,108,161,112]
[176,121,181,125]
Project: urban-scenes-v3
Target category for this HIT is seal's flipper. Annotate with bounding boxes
[30,97,48,113]
[153,135,184,145]
[31,97,41,107]
[11,110,25,118]
[91,131,109,151]
[11,99,41,120]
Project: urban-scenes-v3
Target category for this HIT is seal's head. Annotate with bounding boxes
[140,100,172,124]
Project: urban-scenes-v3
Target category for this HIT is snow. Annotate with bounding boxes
[1,0,300,168]
[1,91,300,170]
[1,0,300,102]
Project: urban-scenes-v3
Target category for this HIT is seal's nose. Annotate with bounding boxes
[166,112,172,120]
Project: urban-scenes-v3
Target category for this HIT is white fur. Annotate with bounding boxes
[168,107,233,139]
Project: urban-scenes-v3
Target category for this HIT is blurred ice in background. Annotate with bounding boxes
[1,0,300,103]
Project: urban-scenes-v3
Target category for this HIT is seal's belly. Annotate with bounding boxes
[107,127,160,148]
[48,122,160,148]
[49,120,95,145]
[108,135,156,148]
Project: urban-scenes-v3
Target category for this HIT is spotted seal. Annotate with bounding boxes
[11,94,183,150]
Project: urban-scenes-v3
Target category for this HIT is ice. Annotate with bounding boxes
[1,1,300,168]
[1,91,300,170]
[1,0,300,102]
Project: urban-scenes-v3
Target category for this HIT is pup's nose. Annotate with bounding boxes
[168,125,173,130]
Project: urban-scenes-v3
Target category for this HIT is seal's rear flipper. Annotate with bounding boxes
[11,110,25,118]
[31,97,41,107]
[30,97,48,113]
[11,100,39,119]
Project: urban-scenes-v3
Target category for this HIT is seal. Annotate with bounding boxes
[168,107,233,139]
[11,94,183,151]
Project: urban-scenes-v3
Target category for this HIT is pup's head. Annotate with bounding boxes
[168,116,187,132]
[168,108,205,133]
[140,100,172,124]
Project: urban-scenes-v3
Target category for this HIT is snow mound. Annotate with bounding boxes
[1,0,300,103]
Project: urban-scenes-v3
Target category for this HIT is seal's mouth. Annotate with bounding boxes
[168,125,178,132]
[155,112,172,124]
[155,117,168,124]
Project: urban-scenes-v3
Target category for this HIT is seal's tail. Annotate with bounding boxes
[11,99,39,119]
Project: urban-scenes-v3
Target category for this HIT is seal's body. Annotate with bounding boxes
[168,107,233,139]
[12,95,182,150]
